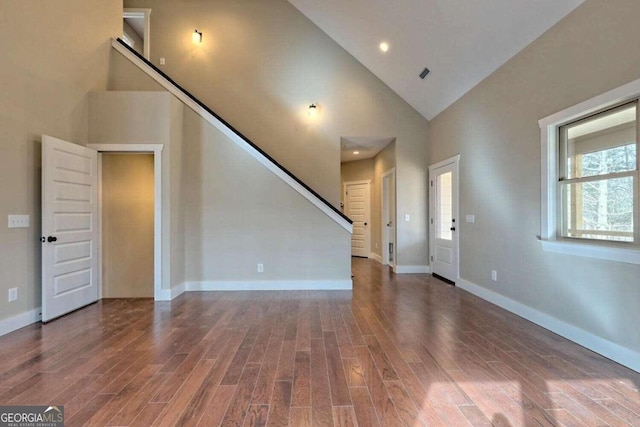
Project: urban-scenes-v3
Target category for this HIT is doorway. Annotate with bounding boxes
[90,143,163,300]
[429,155,459,284]
[123,8,151,59]
[381,169,396,268]
[101,153,154,298]
[343,180,371,257]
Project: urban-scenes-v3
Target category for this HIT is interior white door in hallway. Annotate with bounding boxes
[42,135,99,322]
[344,180,371,257]
[429,156,459,284]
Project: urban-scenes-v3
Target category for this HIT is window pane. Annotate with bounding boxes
[564,104,636,179]
[563,176,634,242]
[436,172,452,240]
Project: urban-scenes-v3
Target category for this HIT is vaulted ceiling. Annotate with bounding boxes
[289,0,585,121]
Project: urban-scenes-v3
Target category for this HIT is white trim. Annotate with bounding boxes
[155,282,186,301]
[88,144,164,301]
[111,39,352,234]
[428,154,460,282]
[381,168,396,268]
[457,277,640,373]
[0,308,41,337]
[393,265,430,274]
[185,280,352,291]
[539,78,640,263]
[123,8,151,60]
[539,239,640,265]
[369,253,382,263]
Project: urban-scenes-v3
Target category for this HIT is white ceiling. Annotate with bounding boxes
[341,136,394,163]
[289,0,584,120]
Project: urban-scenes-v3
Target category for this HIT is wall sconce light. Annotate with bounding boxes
[192,29,203,43]
[308,103,318,116]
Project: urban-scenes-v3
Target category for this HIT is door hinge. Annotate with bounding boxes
[430,180,433,187]
[430,255,433,261]
[430,218,433,224]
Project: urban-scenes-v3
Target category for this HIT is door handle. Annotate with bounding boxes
[364,222,367,226]
[47,236,57,243]
[450,227,456,231]
[387,222,393,227]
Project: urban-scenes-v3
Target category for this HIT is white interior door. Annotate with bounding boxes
[382,171,396,266]
[42,135,99,322]
[429,157,459,283]
[344,181,371,257]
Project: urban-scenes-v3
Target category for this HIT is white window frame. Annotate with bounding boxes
[539,78,640,265]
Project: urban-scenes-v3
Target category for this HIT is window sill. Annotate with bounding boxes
[539,239,640,265]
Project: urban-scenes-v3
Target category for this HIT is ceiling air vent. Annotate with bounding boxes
[419,67,430,79]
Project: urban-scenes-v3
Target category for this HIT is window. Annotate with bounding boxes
[539,78,640,264]
[558,102,638,243]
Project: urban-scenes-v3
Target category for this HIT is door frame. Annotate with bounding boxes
[428,155,460,282]
[343,179,371,258]
[123,8,152,60]
[381,168,396,268]
[89,144,163,300]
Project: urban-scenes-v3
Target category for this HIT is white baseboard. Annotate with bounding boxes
[185,280,352,291]
[155,282,186,301]
[0,308,42,337]
[369,253,383,263]
[394,265,430,274]
[457,277,640,373]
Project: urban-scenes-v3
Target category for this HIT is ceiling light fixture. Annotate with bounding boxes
[379,42,389,53]
[353,151,360,155]
[308,103,318,116]
[192,29,203,43]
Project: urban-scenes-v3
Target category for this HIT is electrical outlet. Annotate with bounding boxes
[8,288,18,302]
[160,57,166,65]
[466,214,475,223]
[257,263,264,273]
[491,270,497,281]
[8,215,30,228]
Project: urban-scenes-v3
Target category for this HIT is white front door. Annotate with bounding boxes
[429,157,459,283]
[42,135,99,322]
[344,181,371,257]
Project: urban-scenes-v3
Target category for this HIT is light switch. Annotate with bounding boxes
[466,214,475,223]
[404,214,410,222]
[159,57,166,65]
[8,215,30,228]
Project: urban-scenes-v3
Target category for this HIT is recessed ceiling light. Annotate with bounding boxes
[353,151,360,155]
[379,42,389,53]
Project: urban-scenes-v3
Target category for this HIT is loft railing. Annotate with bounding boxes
[112,38,352,232]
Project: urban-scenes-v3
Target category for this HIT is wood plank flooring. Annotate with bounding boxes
[1,258,639,426]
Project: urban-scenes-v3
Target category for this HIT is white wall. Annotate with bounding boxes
[426,0,640,367]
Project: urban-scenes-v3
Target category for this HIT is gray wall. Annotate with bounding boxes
[426,0,640,356]
[123,0,430,269]
[90,87,351,288]
[0,0,120,325]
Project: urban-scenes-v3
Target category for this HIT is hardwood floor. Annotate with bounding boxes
[1,258,639,426]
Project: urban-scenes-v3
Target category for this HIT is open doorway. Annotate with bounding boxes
[340,136,395,264]
[123,8,151,59]
[90,143,163,300]
[101,153,154,298]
